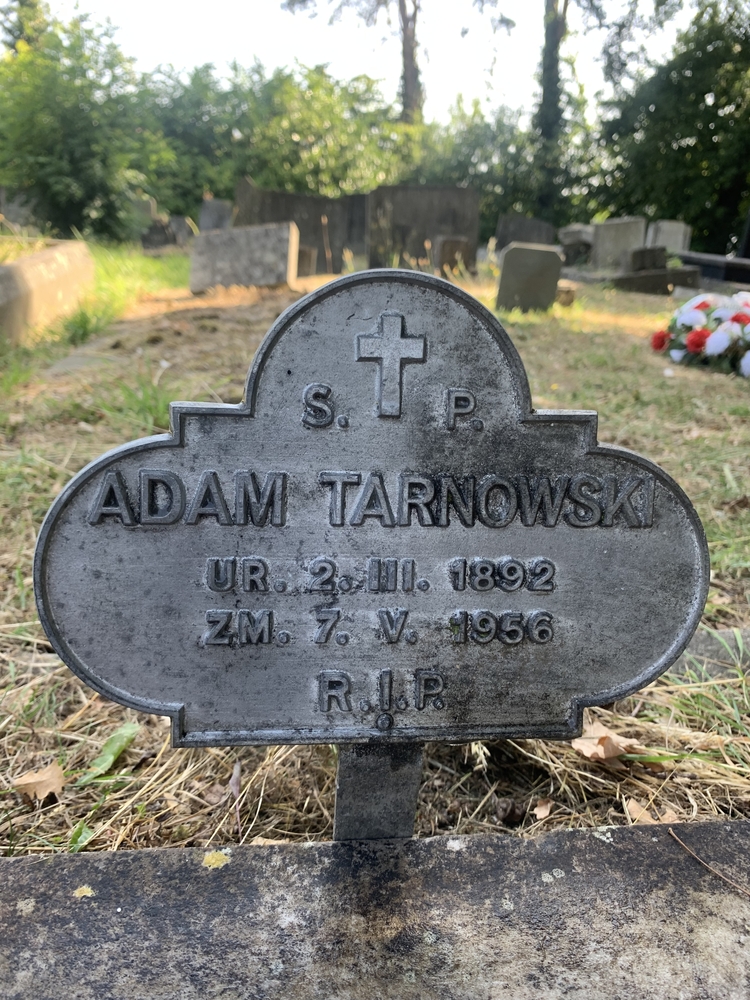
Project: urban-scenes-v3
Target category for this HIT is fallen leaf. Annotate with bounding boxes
[76,721,140,786]
[571,720,649,768]
[13,761,65,801]
[73,885,95,899]
[626,798,658,824]
[658,807,680,824]
[533,798,554,820]
[203,783,226,806]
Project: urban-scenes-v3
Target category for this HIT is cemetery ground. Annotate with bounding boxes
[3,249,750,857]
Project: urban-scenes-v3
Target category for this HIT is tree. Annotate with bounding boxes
[228,63,412,195]
[601,1,750,253]
[0,0,49,50]
[0,15,172,237]
[140,64,237,215]
[282,0,424,122]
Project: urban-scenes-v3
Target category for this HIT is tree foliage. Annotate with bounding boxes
[0,14,172,237]
[0,0,49,49]
[602,1,750,252]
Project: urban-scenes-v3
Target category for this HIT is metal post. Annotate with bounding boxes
[333,743,424,841]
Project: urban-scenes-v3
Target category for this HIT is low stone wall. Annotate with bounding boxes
[3,821,749,998]
[0,240,95,345]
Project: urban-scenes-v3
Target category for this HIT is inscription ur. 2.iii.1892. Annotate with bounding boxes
[34,271,709,747]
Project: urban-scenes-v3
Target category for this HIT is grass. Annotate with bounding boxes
[0,235,50,265]
[2,272,750,854]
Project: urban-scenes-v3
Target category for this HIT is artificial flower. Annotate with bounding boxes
[651,330,671,351]
[685,328,711,354]
[741,351,750,378]
[669,349,686,362]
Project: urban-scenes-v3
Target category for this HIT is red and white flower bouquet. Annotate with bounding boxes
[651,292,750,376]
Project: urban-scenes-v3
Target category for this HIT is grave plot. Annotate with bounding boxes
[2,278,750,857]
[5,270,750,999]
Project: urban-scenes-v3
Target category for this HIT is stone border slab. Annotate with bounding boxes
[0,240,94,345]
[2,821,749,999]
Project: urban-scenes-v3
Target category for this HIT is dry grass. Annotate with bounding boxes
[3,265,750,855]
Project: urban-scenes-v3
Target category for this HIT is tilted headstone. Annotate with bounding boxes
[590,217,647,269]
[496,242,563,312]
[198,197,234,232]
[495,214,556,251]
[368,186,480,270]
[646,220,692,253]
[190,222,299,294]
[35,270,708,839]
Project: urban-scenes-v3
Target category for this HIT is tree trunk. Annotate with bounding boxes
[398,0,423,123]
[533,0,568,222]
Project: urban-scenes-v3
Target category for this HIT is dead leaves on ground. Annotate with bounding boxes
[571,718,664,772]
[13,761,66,802]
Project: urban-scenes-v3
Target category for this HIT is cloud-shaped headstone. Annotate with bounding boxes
[35,271,709,746]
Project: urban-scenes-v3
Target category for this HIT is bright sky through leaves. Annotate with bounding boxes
[48,0,688,122]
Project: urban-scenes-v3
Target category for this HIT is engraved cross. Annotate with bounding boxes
[356,311,426,417]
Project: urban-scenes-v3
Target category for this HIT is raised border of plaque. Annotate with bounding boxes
[34,271,710,748]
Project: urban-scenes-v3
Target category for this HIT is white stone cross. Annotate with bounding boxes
[356,311,426,417]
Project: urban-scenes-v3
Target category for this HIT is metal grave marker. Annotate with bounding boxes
[34,271,708,836]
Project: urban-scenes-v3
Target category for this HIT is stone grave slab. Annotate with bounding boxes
[591,217,647,269]
[190,222,299,294]
[35,269,708,762]
[495,213,556,250]
[647,219,692,253]
[496,242,564,311]
[198,197,234,232]
[3,821,749,1000]
[613,266,700,294]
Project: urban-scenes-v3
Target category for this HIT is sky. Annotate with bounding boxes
[49,1,690,123]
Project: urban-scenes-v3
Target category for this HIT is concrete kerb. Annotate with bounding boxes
[0,239,94,345]
[3,821,750,998]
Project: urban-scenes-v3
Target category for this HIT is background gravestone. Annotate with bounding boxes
[234,178,365,273]
[199,197,234,232]
[141,220,176,250]
[646,220,692,253]
[367,186,479,269]
[189,222,299,294]
[431,235,471,273]
[169,216,195,248]
[557,223,593,265]
[590,217,647,269]
[495,213,556,251]
[496,242,563,311]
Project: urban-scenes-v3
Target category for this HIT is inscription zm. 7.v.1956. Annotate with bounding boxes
[34,271,708,747]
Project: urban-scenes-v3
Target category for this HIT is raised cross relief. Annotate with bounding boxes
[356,310,426,417]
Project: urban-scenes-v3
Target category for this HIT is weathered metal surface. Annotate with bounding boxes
[3,822,750,999]
[34,270,709,747]
[334,743,424,840]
